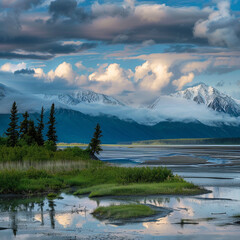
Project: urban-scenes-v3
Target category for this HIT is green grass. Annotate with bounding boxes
[0,145,102,172]
[0,164,201,196]
[74,180,203,197]
[92,204,155,220]
[0,145,91,163]
[65,166,173,187]
[0,168,65,194]
[0,166,173,194]
[0,145,204,197]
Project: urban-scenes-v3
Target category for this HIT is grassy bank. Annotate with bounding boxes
[0,146,205,196]
[0,146,98,172]
[0,163,204,196]
[92,204,155,220]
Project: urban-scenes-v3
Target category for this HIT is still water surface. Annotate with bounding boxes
[1,146,240,239]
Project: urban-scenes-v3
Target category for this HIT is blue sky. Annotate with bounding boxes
[0,0,240,104]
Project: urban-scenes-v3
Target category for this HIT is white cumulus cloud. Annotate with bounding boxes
[89,63,134,95]
[0,62,27,73]
[134,60,173,92]
[172,73,195,90]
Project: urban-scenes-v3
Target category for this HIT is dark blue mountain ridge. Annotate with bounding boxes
[1,108,240,143]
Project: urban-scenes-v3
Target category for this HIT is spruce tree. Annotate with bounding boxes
[6,101,19,147]
[27,120,37,145]
[89,123,103,155]
[36,107,44,146]
[19,111,29,139]
[46,103,57,145]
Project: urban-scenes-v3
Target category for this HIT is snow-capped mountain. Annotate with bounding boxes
[42,89,124,106]
[1,81,240,126]
[151,83,240,117]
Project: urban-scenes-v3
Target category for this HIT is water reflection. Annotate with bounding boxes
[10,211,17,236]
[0,187,239,240]
[47,201,55,229]
[2,146,240,239]
[0,197,57,235]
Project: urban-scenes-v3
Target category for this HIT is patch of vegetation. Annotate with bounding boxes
[0,146,92,163]
[0,162,204,196]
[232,214,240,218]
[47,193,60,200]
[74,181,203,197]
[92,204,155,220]
[0,168,65,194]
[65,166,173,188]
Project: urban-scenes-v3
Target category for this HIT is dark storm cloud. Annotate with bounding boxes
[0,39,97,59]
[38,42,97,54]
[0,52,52,60]
[48,0,131,23]
[14,68,35,75]
[42,2,211,44]
[0,0,239,60]
[48,0,89,23]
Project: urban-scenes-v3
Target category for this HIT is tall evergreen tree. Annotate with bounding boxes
[36,107,44,146]
[6,101,19,147]
[27,120,37,145]
[89,123,103,155]
[47,103,57,145]
[19,111,29,139]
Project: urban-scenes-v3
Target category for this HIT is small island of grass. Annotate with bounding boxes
[92,204,156,220]
[74,180,203,198]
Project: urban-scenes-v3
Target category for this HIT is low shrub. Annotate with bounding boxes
[116,166,173,184]
[0,170,22,193]
[0,145,91,163]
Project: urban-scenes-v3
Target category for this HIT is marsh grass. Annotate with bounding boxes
[0,165,184,195]
[0,146,91,163]
[92,204,155,220]
[0,145,203,196]
[65,166,173,188]
[0,160,96,172]
[74,181,202,197]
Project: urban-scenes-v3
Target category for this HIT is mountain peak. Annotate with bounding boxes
[172,84,240,117]
[42,88,124,106]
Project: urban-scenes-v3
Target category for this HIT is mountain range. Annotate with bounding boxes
[0,82,240,143]
[41,90,124,106]
[150,83,240,117]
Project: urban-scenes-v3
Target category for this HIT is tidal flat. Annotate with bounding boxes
[1,145,240,239]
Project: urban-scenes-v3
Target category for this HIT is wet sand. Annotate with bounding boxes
[144,155,207,165]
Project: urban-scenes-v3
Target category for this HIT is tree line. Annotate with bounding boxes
[4,101,102,155]
[5,102,57,149]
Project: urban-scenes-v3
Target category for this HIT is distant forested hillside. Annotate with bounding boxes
[1,108,240,144]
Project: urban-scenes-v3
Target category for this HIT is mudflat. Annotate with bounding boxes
[144,155,207,165]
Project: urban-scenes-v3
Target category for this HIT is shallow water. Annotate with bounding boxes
[99,145,240,165]
[1,145,240,239]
